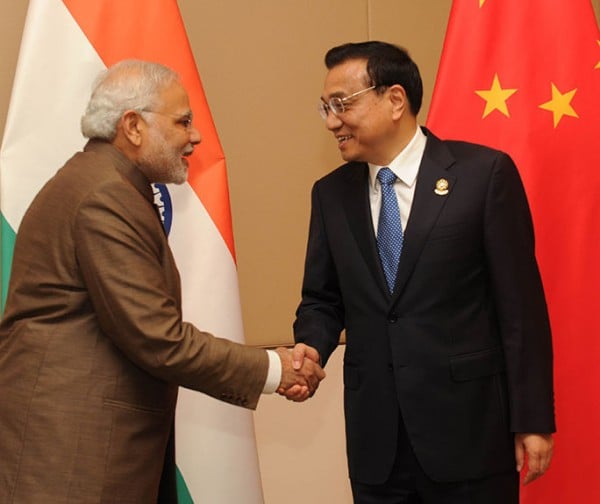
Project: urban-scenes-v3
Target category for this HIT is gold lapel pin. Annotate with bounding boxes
[434,178,449,196]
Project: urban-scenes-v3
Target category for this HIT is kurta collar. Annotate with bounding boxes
[84,139,154,205]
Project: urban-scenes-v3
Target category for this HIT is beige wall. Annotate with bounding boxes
[179,0,455,349]
[1,2,599,503]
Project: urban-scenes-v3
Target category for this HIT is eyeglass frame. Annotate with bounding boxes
[318,85,378,120]
[140,108,194,130]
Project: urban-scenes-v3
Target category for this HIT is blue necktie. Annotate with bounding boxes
[376,167,403,293]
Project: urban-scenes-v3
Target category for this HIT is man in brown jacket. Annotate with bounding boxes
[0,60,324,503]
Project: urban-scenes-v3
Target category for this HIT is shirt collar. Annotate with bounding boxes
[368,126,427,189]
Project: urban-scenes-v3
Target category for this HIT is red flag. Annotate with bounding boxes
[427,1,600,501]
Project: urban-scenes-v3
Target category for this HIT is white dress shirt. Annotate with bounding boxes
[263,350,282,394]
[368,127,427,233]
[265,128,428,394]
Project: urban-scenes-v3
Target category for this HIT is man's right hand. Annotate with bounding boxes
[275,345,325,402]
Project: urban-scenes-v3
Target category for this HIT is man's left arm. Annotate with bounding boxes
[483,152,556,479]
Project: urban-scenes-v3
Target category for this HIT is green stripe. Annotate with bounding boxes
[176,465,194,503]
[1,213,16,315]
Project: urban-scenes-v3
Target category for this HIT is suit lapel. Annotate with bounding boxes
[341,162,390,297]
[338,132,458,303]
[392,132,456,303]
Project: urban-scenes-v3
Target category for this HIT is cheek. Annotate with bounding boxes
[361,113,388,138]
[175,132,191,149]
[160,133,184,153]
[348,106,380,132]
[353,119,379,142]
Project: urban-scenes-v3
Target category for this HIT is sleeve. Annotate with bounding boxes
[293,182,345,366]
[74,181,268,409]
[262,350,282,394]
[483,152,555,432]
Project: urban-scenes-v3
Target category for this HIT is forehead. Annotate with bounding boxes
[323,58,369,97]
[156,81,190,111]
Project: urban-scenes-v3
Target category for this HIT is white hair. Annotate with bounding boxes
[81,60,180,141]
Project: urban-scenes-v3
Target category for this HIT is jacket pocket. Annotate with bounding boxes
[103,398,166,415]
[450,347,505,382]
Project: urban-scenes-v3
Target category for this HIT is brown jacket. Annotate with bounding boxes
[0,140,268,503]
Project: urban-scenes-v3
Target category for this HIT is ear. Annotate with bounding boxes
[388,84,408,120]
[119,110,145,147]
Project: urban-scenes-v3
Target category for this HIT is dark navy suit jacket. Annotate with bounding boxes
[294,128,555,484]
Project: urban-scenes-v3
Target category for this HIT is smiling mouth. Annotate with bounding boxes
[337,135,352,145]
[180,151,193,166]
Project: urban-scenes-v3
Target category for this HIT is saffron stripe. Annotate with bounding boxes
[61,0,236,259]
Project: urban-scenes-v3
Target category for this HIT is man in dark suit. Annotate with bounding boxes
[0,60,324,502]
[289,41,555,503]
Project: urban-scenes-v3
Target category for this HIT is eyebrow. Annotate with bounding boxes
[172,111,193,125]
[320,91,346,101]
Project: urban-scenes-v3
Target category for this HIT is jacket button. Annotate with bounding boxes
[388,315,398,323]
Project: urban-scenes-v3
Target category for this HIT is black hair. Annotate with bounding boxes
[325,41,423,115]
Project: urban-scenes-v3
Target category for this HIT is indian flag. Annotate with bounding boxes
[0,0,264,502]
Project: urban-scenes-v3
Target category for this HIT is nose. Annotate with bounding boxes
[189,124,202,145]
[324,110,342,131]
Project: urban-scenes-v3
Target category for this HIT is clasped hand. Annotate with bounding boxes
[275,344,325,402]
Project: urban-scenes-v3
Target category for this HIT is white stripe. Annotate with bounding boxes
[168,183,264,502]
[0,0,104,229]
[169,182,245,340]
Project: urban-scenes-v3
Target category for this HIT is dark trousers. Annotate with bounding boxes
[351,420,519,504]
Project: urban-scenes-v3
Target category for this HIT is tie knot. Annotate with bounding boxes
[377,167,397,186]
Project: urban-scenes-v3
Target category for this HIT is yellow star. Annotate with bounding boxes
[539,82,579,128]
[479,0,486,6]
[474,73,518,118]
[595,40,600,70]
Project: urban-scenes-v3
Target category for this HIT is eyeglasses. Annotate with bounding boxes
[318,85,376,120]
[141,109,194,130]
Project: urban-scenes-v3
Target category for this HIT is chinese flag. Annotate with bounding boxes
[426,1,600,502]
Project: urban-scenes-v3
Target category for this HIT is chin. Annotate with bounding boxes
[170,175,188,185]
[169,165,188,185]
[340,151,359,162]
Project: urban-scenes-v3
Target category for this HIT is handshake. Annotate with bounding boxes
[275,343,325,402]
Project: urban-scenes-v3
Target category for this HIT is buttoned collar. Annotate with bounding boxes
[368,126,427,189]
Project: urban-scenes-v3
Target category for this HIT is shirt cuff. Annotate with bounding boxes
[262,349,282,394]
